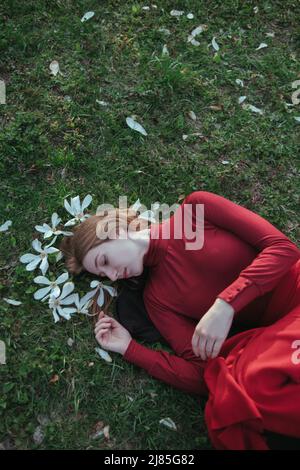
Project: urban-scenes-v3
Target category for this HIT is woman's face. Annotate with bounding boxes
[82,229,149,281]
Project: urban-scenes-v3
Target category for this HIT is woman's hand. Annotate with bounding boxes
[191,299,235,361]
[94,311,132,356]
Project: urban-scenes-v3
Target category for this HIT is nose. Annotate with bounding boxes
[99,268,118,281]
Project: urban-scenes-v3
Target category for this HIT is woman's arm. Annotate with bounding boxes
[123,337,208,396]
[95,308,208,396]
[184,191,300,315]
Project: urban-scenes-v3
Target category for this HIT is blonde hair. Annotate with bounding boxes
[59,207,150,322]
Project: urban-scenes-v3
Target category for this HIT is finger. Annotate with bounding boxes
[96,328,109,338]
[95,317,112,328]
[96,328,110,341]
[98,310,105,321]
[191,331,200,356]
[205,338,215,359]
[95,321,111,335]
[199,335,207,361]
[210,339,223,359]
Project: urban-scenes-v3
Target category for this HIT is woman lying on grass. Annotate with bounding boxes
[59,190,300,450]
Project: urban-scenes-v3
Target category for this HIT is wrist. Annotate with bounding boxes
[120,338,132,356]
[215,298,235,315]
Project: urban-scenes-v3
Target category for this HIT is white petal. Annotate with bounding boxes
[162,44,169,56]
[60,282,75,300]
[79,290,96,307]
[212,37,220,51]
[51,212,60,227]
[71,196,81,214]
[45,247,59,254]
[96,288,105,307]
[96,99,109,106]
[57,306,71,320]
[35,225,47,233]
[44,230,54,239]
[187,13,194,19]
[158,28,171,35]
[95,347,112,363]
[32,239,43,253]
[45,235,58,248]
[188,111,197,121]
[126,117,148,136]
[56,272,69,284]
[56,251,63,262]
[255,42,268,51]
[235,79,244,87]
[130,198,142,212]
[33,275,51,285]
[64,219,76,227]
[34,286,51,300]
[60,307,77,315]
[238,96,247,104]
[52,309,60,323]
[51,286,61,298]
[102,285,118,297]
[0,220,12,232]
[81,11,95,22]
[294,117,300,122]
[242,103,264,114]
[81,194,92,211]
[90,280,100,288]
[49,60,60,76]
[26,257,42,271]
[3,298,22,306]
[159,418,177,431]
[60,231,74,237]
[40,257,49,275]
[64,198,75,216]
[20,253,37,263]
[190,25,204,37]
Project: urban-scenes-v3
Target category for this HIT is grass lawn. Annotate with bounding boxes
[0,0,299,450]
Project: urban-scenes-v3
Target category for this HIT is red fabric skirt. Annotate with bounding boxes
[204,259,300,450]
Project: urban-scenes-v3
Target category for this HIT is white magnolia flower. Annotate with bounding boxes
[0,220,12,232]
[35,213,73,239]
[48,282,77,323]
[85,280,117,308]
[129,199,160,223]
[20,236,59,276]
[33,272,69,301]
[72,292,95,315]
[64,195,92,226]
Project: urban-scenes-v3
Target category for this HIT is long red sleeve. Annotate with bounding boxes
[123,303,208,396]
[184,191,300,315]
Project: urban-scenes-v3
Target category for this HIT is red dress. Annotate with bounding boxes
[123,191,300,449]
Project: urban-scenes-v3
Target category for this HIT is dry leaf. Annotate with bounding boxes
[49,374,59,384]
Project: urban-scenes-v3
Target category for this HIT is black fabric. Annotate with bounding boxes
[114,266,168,345]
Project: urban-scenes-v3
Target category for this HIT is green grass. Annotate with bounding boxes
[0,0,299,450]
